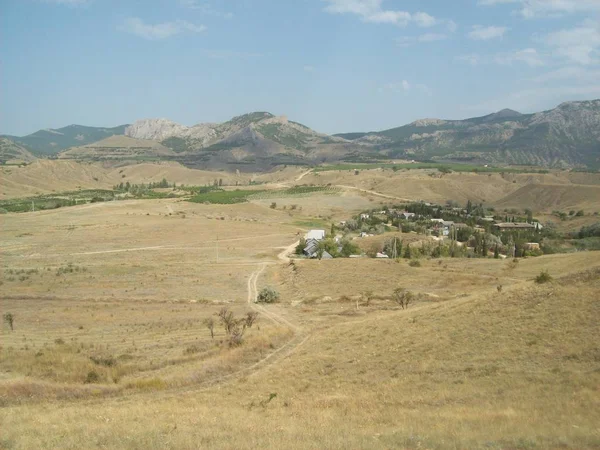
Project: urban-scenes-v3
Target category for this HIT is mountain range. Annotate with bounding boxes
[2,100,599,170]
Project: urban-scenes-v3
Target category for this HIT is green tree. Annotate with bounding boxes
[295,238,306,255]
[403,243,411,259]
[340,240,360,257]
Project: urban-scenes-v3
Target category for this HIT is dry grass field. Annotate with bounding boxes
[297,168,600,213]
[1,161,599,449]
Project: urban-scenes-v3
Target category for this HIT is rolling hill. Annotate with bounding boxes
[336,100,600,168]
[123,112,349,169]
[2,124,128,155]
[0,138,36,164]
[58,135,175,160]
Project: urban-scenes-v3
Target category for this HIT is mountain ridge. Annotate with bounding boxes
[2,99,599,169]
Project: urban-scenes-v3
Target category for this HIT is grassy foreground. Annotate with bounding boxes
[1,263,598,449]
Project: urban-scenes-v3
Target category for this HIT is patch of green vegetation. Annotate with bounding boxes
[251,186,338,200]
[293,219,328,228]
[188,189,265,204]
[161,136,193,153]
[0,190,116,213]
[313,162,547,174]
[256,124,308,150]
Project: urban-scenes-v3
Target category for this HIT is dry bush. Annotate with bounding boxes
[535,270,553,284]
[392,288,414,309]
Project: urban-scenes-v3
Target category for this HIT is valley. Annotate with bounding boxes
[1,159,599,449]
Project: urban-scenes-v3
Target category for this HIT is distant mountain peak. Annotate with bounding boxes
[496,108,522,116]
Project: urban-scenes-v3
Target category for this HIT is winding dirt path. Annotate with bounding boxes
[335,184,412,202]
[295,169,313,182]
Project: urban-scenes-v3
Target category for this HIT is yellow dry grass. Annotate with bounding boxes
[1,164,599,449]
[1,258,598,449]
[299,168,600,213]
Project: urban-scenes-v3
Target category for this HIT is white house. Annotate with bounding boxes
[305,230,326,241]
[360,213,370,220]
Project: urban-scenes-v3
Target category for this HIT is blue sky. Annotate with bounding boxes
[1,0,599,136]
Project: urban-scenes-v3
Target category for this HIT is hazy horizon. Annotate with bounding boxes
[2,0,599,136]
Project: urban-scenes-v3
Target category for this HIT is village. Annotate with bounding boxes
[298,200,546,260]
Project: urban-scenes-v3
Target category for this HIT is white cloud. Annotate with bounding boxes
[323,0,439,27]
[494,48,545,67]
[201,49,262,59]
[43,0,91,5]
[467,25,508,40]
[478,0,600,18]
[519,0,600,18]
[532,66,600,82]
[539,19,600,65]
[180,0,233,19]
[456,49,544,67]
[455,54,481,66]
[446,20,458,33]
[120,18,207,40]
[463,84,600,113]
[477,0,519,4]
[396,33,448,47]
[380,80,432,96]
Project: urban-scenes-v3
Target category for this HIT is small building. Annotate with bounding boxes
[531,222,543,230]
[305,230,325,241]
[493,223,536,232]
[303,238,320,258]
[401,212,416,220]
[376,252,389,259]
[360,213,370,220]
[523,242,541,251]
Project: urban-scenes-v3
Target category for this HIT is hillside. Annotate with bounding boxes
[4,99,600,169]
[0,138,36,164]
[123,112,349,170]
[1,249,598,448]
[337,100,600,168]
[2,124,128,155]
[58,135,175,160]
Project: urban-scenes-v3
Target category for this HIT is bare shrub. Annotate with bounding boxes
[203,317,215,339]
[535,270,552,284]
[392,288,414,309]
[244,312,259,328]
[3,313,14,331]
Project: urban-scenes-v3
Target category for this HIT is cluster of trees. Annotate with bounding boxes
[114,178,174,192]
[577,223,600,239]
[204,307,259,347]
[295,237,361,258]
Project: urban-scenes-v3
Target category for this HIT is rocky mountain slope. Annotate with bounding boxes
[124,112,349,169]
[4,99,598,169]
[337,100,600,168]
[58,136,175,160]
[2,124,129,155]
[0,138,36,164]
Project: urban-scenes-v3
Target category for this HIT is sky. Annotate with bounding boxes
[1,0,600,136]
